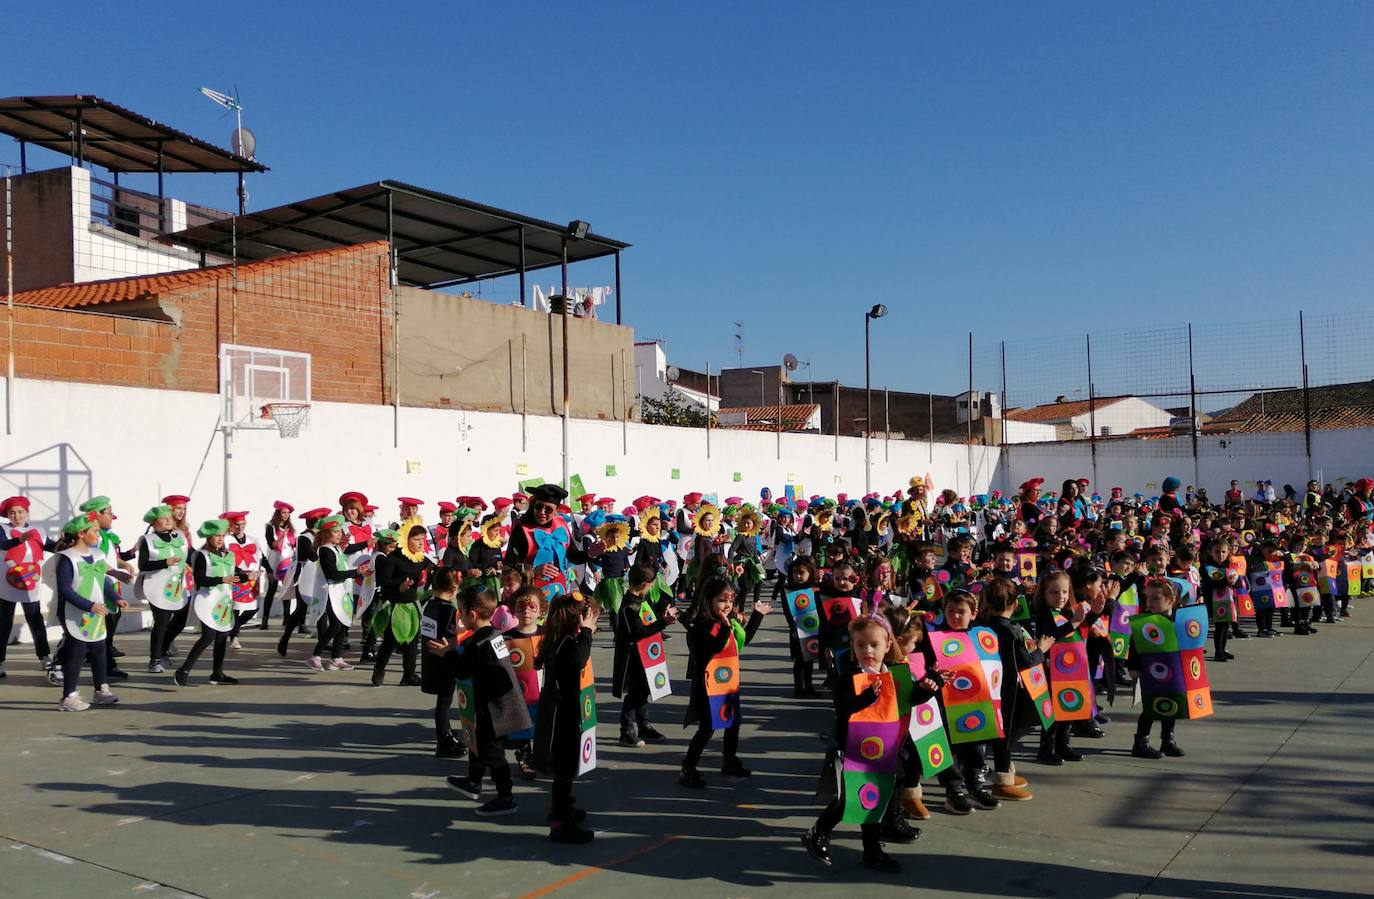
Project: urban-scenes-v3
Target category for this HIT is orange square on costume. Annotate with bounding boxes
[579,658,595,691]
[849,672,898,723]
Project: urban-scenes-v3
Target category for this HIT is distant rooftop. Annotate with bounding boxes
[0,95,267,174]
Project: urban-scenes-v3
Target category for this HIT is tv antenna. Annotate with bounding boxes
[199,86,255,213]
[733,321,744,368]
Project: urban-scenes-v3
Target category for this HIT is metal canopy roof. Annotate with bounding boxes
[164,180,631,288]
[0,95,267,174]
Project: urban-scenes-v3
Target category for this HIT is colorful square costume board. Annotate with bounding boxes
[841,670,900,824]
[785,587,822,661]
[1109,584,1138,659]
[1291,569,1321,608]
[636,605,672,702]
[1018,663,1055,729]
[1017,553,1038,582]
[1048,642,1094,721]
[577,657,598,774]
[1131,605,1212,720]
[704,628,740,730]
[891,657,953,776]
[822,595,863,648]
[506,633,542,741]
[932,628,1003,743]
[1247,569,1289,610]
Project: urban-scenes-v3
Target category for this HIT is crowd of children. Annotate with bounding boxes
[1,472,1370,864]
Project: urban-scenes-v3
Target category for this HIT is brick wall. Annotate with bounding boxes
[5,242,394,404]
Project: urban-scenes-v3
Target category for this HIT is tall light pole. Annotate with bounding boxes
[864,304,887,493]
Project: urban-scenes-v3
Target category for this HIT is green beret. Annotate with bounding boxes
[143,504,173,524]
[374,529,399,544]
[197,519,230,538]
[317,514,347,533]
[62,513,100,536]
[79,496,111,514]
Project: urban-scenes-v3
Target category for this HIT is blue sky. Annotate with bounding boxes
[7,2,1374,396]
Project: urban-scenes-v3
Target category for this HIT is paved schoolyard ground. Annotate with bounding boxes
[1,609,1371,899]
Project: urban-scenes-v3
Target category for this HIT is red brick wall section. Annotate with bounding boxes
[6,242,394,404]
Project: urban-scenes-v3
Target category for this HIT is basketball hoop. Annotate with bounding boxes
[262,402,311,439]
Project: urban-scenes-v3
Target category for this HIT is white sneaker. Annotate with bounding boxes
[308,656,325,671]
[230,637,242,650]
[148,660,166,674]
[328,658,354,671]
[59,693,91,712]
[94,686,119,705]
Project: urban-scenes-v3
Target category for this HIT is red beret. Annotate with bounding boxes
[597,497,616,507]
[684,492,703,504]
[493,497,513,510]
[513,493,529,501]
[795,500,810,510]
[162,494,190,505]
[1,496,30,513]
[725,496,743,505]
[558,504,571,514]
[273,500,295,512]
[364,504,379,512]
[398,496,423,506]
[338,491,368,507]
[622,506,638,517]
[632,495,653,510]
[437,501,458,512]
[299,507,331,520]
[219,511,248,522]
[470,498,489,511]
[576,494,597,503]
[1077,478,1091,487]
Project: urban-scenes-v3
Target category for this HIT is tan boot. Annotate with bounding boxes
[1011,762,1029,789]
[992,770,1033,801]
[901,784,931,820]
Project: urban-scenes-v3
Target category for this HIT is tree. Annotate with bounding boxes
[638,387,715,428]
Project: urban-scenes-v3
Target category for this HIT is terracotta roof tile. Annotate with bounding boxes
[1005,396,1129,422]
[11,242,388,310]
[717,403,820,431]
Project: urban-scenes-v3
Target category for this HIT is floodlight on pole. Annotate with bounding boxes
[864,305,888,494]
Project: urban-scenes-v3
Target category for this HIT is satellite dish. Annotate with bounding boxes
[231,126,256,160]
[783,353,800,372]
[666,365,681,382]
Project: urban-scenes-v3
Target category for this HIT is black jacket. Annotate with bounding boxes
[611,591,670,698]
[531,628,593,777]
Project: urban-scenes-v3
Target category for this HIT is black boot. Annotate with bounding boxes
[435,732,466,759]
[1132,734,1163,759]
[1161,737,1186,758]
[1036,730,1063,765]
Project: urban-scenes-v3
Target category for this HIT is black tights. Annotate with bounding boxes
[550,775,576,823]
[1213,625,1229,657]
[1257,609,1275,632]
[149,606,189,662]
[813,802,882,851]
[434,684,455,741]
[0,601,50,663]
[180,628,228,676]
[229,607,256,639]
[313,606,348,660]
[373,630,418,678]
[259,578,281,625]
[1136,713,1177,740]
[683,723,739,770]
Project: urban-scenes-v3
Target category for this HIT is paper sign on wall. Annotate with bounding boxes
[605,465,617,476]
[733,472,742,482]
[406,460,422,474]
[671,468,681,480]
[515,462,529,476]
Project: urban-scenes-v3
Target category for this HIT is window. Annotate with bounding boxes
[1100,426,1112,436]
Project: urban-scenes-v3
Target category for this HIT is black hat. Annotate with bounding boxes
[529,483,569,505]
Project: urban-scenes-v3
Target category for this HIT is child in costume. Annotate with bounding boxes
[932,590,1001,815]
[502,586,545,779]
[1198,537,1240,661]
[277,507,328,656]
[258,500,296,629]
[678,575,770,788]
[174,519,248,687]
[1128,578,1191,759]
[420,567,467,759]
[0,495,57,681]
[801,614,913,873]
[612,564,678,747]
[981,578,1046,802]
[310,515,371,671]
[79,496,135,681]
[370,526,431,686]
[437,583,532,818]
[818,559,863,676]
[532,592,600,844]
[223,511,262,649]
[882,606,942,822]
[774,555,822,698]
[135,503,188,674]
[1031,569,1104,765]
[52,512,126,710]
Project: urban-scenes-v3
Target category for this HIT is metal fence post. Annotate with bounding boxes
[1086,333,1098,489]
[1299,310,1313,481]
[1187,323,1201,490]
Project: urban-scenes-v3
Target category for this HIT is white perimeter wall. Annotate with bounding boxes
[0,378,996,530]
[1000,430,1374,497]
